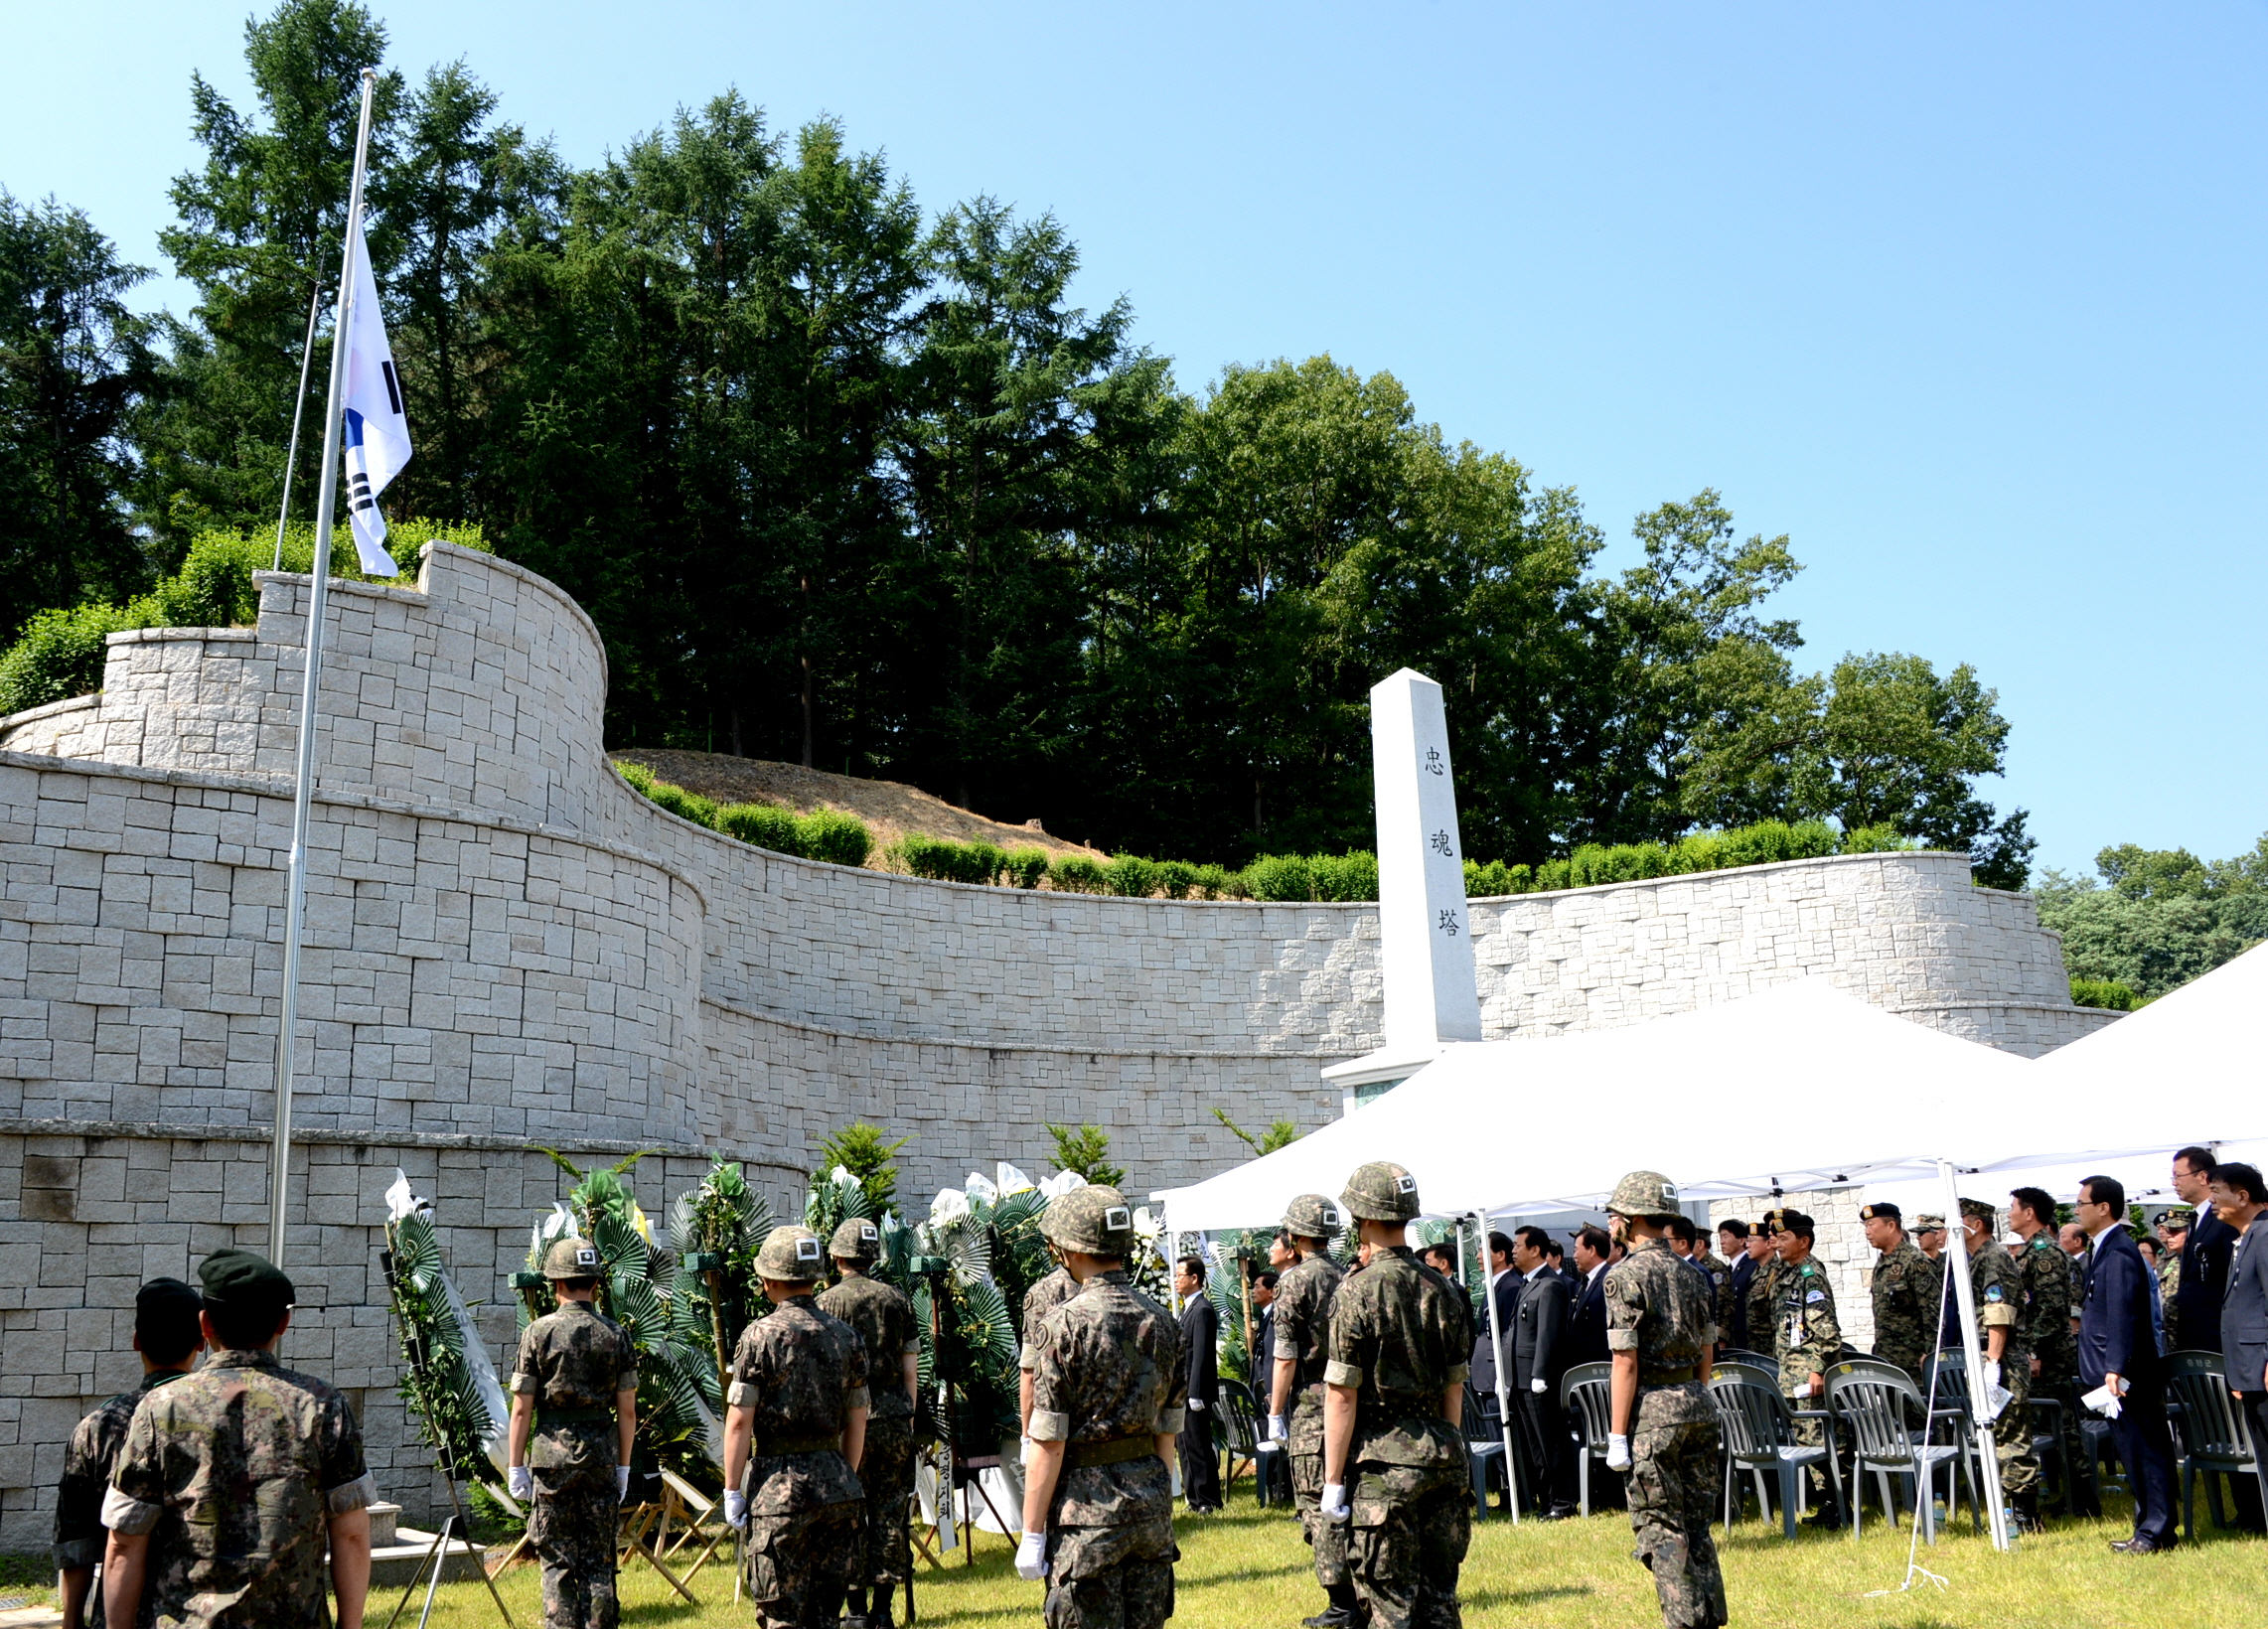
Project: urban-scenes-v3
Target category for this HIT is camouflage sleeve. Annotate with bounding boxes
[1976,1263,2017,1329]
[2025,1245,2071,1344]
[615,1323,640,1394]
[1027,1314,1072,1442]
[896,1295,922,1357]
[725,1323,766,1407]
[98,1404,165,1538]
[1322,1277,1371,1390]
[1603,1261,1642,1353]
[1271,1274,1306,1363]
[320,1390,378,1515]
[843,1327,872,1414]
[52,1411,109,1567]
[509,1320,542,1395]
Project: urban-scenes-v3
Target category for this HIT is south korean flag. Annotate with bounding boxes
[337,209,410,576]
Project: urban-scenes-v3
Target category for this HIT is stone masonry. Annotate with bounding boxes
[0,542,2110,1546]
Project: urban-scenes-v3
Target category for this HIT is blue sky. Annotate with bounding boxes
[7,2,2263,877]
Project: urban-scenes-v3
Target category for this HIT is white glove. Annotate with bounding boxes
[507,1465,533,1502]
[1188,1398,1206,1411]
[1320,1482,1350,1521]
[1014,1530,1048,1581]
[1531,1378,1548,1395]
[1981,1359,2001,1392]
[1605,1434,1632,1472]
[616,1465,632,1502]
[1268,1414,1287,1443]
[723,1489,749,1530]
[1020,1435,1034,1462]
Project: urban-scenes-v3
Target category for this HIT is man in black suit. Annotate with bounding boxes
[2209,1162,2268,1517]
[1719,1222,1755,1351]
[1470,1232,1522,1402]
[1173,1256,1222,1512]
[2173,1146,2236,1353]
[1569,1224,1613,1367]
[1508,1225,1578,1518]
[2076,1174,2179,1553]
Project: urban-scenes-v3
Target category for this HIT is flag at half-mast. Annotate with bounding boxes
[339,208,409,576]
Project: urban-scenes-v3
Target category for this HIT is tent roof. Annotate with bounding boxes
[1155,980,2036,1231]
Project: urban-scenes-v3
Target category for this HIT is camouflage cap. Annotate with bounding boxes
[756,1225,828,1280]
[1957,1197,1997,1224]
[1281,1193,1345,1239]
[1341,1160,1421,1223]
[1040,1185,1134,1256]
[2160,1207,2195,1230]
[198,1249,293,1310]
[830,1217,882,1263]
[1912,1213,1946,1232]
[1604,1169,1680,1221]
[1859,1202,1901,1223]
[542,1236,603,1280]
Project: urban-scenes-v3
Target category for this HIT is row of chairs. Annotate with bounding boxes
[1208,1346,2258,1541]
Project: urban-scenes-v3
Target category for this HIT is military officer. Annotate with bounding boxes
[1015,1186,1183,1629]
[819,1219,921,1629]
[1958,1197,2040,1530]
[1768,1210,1842,1526]
[55,1278,205,1629]
[2010,1186,2095,1517]
[508,1236,640,1629]
[101,1249,378,1629]
[722,1225,872,1629]
[1601,1173,1725,1629]
[1685,1224,1736,1340]
[1267,1193,1353,1629]
[1320,1162,1472,1629]
[1742,1214,1785,1358]
[1861,1203,1933,1386]
[1021,1238,1080,1443]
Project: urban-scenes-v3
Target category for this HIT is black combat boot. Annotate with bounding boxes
[842,1585,869,1629]
[1301,1582,1362,1628]
[2014,1487,2044,1534]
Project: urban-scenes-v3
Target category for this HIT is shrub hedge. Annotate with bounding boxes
[615,762,874,869]
[2069,976,2139,1011]
[0,519,489,718]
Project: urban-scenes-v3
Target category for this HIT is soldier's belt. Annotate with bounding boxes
[1065,1436,1160,1469]
[536,1407,615,1426]
[760,1433,844,1456]
[1638,1367,1698,1387]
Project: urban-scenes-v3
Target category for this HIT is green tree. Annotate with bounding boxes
[0,195,160,639]
[1045,1123,1126,1189]
[2036,833,2268,999]
[815,1121,909,1217]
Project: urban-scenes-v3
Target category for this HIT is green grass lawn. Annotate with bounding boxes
[372,1488,2259,1629]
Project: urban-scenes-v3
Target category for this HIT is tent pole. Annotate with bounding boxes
[1938,1160,2011,1552]
[1477,1211,1521,1525]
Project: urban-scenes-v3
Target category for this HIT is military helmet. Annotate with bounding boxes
[1340,1161,1420,1223]
[1040,1185,1135,1256]
[756,1225,828,1280]
[542,1237,603,1280]
[830,1218,882,1263]
[1604,1169,1680,1221]
[1282,1193,1345,1240]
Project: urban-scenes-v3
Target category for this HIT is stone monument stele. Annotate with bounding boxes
[1322,667,1482,1112]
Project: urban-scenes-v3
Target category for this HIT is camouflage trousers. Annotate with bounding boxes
[1347,1459,1473,1629]
[1988,1361,2038,1500]
[1781,1388,1837,1508]
[530,1425,621,1629]
[746,1499,862,1629]
[1043,1512,1179,1629]
[1626,1410,1727,1629]
[856,1414,915,1588]
[1289,1390,1349,1588]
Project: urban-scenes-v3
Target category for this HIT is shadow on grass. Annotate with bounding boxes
[1462,1582,1594,1608]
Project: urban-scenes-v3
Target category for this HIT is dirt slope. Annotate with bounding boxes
[609,750,1105,863]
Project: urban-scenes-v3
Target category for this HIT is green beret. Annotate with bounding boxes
[199,1248,295,1310]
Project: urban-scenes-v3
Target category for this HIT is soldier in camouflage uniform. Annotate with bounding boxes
[101,1250,378,1629]
[1768,1211,1842,1525]
[55,1278,204,1629]
[723,1225,872,1629]
[1685,1227,1736,1342]
[1320,1162,1472,1629]
[2010,1186,2095,1517]
[1742,1215,1786,1359]
[1266,1194,1353,1629]
[1958,1197,2040,1530]
[1016,1185,1184,1629]
[819,1219,921,1629]
[1022,1238,1080,1442]
[2156,1209,2188,1347]
[1602,1173,1726,1629]
[508,1236,640,1629]
[1860,1203,1934,1386]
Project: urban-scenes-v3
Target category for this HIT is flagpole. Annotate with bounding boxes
[268,69,377,1267]
[273,266,327,571]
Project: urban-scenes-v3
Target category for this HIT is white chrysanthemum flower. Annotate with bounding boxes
[1133,1207,1161,1241]
[995,1162,1036,1196]
[832,1164,863,1191]
[1039,1169,1088,1200]
[964,1171,998,1205]
[931,1188,971,1227]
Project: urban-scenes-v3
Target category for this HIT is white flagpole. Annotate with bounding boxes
[268,69,377,1266]
[1937,1159,2012,1553]
[272,267,327,571]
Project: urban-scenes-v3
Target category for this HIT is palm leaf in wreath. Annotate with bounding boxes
[947,1222,992,1288]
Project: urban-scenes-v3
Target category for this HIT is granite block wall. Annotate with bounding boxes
[0,541,2111,1546]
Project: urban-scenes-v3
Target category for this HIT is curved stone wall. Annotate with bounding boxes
[0,540,2113,1545]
